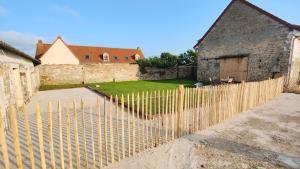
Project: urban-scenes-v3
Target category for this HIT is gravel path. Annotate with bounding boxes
[1,88,153,169]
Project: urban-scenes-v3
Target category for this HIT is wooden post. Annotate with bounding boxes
[161,90,164,143]
[73,99,81,169]
[115,95,120,161]
[165,90,169,142]
[131,93,135,155]
[58,101,65,169]
[48,102,56,169]
[81,100,89,168]
[96,97,103,169]
[22,106,35,169]
[174,89,178,138]
[142,92,145,150]
[137,93,140,152]
[35,104,46,169]
[127,94,130,157]
[149,92,153,148]
[109,96,114,163]
[157,91,161,145]
[121,95,125,159]
[0,108,10,169]
[153,91,157,146]
[89,101,96,168]
[145,91,149,148]
[171,89,175,141]
[177,85,184,138]
[66,101,73,169]
[104,96,109,165]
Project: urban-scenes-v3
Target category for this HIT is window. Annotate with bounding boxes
[103,52,109,62]
[85,54,90,60]
[125,56,129,60]
[114,56,119,60]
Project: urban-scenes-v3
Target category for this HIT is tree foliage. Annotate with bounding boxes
[136,49,197,69]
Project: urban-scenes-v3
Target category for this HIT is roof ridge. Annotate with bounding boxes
[194,0,300,48]
[40,42,140,51]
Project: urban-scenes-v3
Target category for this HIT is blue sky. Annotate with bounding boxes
[0,0,300,57]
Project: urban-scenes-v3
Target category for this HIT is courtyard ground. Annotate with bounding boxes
[106,93,300,169]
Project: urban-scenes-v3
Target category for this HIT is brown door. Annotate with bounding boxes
[220,57,248,82]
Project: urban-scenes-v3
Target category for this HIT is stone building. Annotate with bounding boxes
[35,36,144,65]
[194,0,300,87]
[0,40,40,128]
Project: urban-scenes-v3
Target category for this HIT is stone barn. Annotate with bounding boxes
[194,0,300,87]
[0,41,40,128]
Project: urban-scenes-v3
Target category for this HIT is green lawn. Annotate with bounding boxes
[40,79,197,114]
[89,79,196,97]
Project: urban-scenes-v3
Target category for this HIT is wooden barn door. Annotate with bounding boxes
[220,57,248,82]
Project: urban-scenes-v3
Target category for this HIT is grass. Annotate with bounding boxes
[40,79,198,114]
[89,79,196,97]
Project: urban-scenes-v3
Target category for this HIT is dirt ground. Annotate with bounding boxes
[106,93,300,169]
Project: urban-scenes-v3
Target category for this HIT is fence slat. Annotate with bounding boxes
[157,91,161,145]
[0,109,10,169]
[127,94,130,157]
[66,101,73,169]
[96,97,103,169]
[171,89,175,141]
[121,95,125,159]
[115,96,120,161]
[58,101,65,169]
[131,93,135,155]
[73,99,81,169]
[81,99,89,168]
[149,92,153,148]
[89,101,96,169]
[35,104,46,169]
[153,91,157,146]
[109,96,115,163]
[137,93,140,152]
[165,90,169,142]
[142,92,145,150]
[23,106,35,169]
[145,91,149,148]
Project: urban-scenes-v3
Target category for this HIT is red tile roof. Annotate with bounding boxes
[36,37,144,63]
[194,0,300,48]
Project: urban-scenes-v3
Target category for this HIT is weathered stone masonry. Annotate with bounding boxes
[196,0,300,86]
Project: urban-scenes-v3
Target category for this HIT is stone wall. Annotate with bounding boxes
[139,64,196,80]
[38,63,140,85]
[0,50,39,128]
[38,63,195,85]
[196,0,292,83]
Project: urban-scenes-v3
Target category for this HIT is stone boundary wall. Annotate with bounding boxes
[38,63,140,85]
[140,64,196,80]
[38,63,196,85]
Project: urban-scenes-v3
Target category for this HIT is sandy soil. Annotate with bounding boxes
[106,93,300,169]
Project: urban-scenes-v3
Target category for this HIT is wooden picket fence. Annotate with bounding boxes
[0,77,284,169]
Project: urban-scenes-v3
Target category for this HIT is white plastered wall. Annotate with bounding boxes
[40,38,79,64]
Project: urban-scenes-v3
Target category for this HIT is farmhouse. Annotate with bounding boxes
[0,40,40,127]
[36,36,144,65]
[194,0,300,87]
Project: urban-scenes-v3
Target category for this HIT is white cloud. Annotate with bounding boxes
[0,31,45,56]
[0,5,7,16]
[50,4,81,18]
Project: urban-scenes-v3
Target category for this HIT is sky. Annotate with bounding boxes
[0,0,300,57]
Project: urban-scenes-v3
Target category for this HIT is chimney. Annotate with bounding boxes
[137,46,141,50]
[38,40,43,44]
